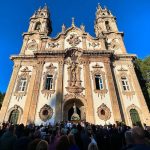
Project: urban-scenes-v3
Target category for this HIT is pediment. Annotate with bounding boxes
[44,25,105,51]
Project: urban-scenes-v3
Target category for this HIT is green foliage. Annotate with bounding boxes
[134,56,150,110]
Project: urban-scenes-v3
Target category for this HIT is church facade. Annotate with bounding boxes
[0,4,150,126]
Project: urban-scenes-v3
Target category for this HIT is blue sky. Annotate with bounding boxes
[0,0,150,92]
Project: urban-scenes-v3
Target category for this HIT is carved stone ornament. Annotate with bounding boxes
[91,63,108,98]
[89,42,101,48]
[42,63,57,98]
[67,34,81,47]
[27,40,38,51]
[39,104,53,122]
[97,103,111,121]
[14,67,31,100]
[109,39,120,50]
[48,42,59,48]
[64,93,86,103]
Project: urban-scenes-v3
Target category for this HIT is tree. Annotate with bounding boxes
[0,92,5,109]
[134,56,150,110]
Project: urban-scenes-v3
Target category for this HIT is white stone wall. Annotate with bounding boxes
[90,62,115,125]
[34,62,58,125]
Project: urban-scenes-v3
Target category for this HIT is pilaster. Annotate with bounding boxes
[83,60,95,123]
[27,61,45,124]
[104,59,122,122]
[55,61,64,123]
[20,37,29,55]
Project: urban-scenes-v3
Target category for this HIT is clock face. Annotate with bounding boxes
[27,41,38,51]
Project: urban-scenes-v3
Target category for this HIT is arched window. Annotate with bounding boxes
[95,75,103,90]
[121,76,130,91]
[130,109,141,126]
[18,78,27,92]
[45,75,53,90]
[35,22,41,31]
[105,21,111,31]
[9,109,19,124]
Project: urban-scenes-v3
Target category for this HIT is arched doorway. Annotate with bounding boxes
[63,99,86,121]
[9,109,19,124]
[130,109,141,126]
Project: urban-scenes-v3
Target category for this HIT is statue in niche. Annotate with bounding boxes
[71,62,77,86]
[65,49,84,94]
[73,103,77,114]
[71,103,80,121]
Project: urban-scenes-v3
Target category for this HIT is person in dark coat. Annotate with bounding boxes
[0,125,17,150]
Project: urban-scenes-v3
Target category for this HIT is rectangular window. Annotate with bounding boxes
[18,78,27,92]
[45,75,53,90]
[95,75,103,90]
[121,77,130,91]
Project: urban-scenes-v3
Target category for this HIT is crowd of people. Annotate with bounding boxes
[0,121,150,150]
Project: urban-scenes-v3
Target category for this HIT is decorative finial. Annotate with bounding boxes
[97,3,102,10]
[80,23,85,32]
[43,3,48,10]
[38,6,41,11]
[72,17,75,27]
[62,24,66,33]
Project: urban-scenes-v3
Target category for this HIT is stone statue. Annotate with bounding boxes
[71,62,77,86]
[73,103,77,114]
[71,103,80,121]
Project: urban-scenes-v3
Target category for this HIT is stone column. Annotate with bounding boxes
[26,61,44,124]
[104,60,122,122]
[83,61,95,123]
[129,64,150,125]
[55,61,64,123]
[0,63,21,123]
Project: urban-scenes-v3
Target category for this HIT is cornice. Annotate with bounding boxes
[115,54,137,59]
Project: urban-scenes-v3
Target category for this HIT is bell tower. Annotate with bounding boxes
[28,5,52,35]
[94,3,118,37]
[94,3,127,54]
[20,5,52,55]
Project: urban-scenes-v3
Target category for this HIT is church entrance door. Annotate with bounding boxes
[9,109,19,124]
[63,99,85,121]
[130,109,142,126]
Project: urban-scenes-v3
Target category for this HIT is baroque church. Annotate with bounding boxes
[0,4,150,126]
